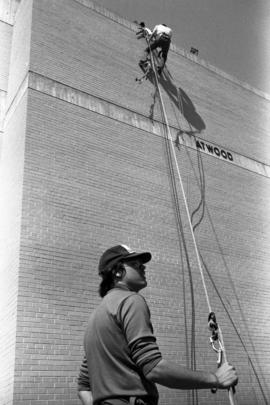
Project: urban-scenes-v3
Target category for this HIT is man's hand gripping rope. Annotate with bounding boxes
[208,312,237,399]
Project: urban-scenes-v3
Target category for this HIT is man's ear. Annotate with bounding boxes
[114,263,126,279]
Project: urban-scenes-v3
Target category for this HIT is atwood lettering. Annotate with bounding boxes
[196,140,233,161]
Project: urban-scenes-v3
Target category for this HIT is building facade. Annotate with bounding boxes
[0,0,270,404]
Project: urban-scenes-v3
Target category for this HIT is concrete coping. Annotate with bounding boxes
[27,71,270,179]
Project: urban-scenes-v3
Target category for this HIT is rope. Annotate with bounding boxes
[149,49,212,313]
[146,46,198,405]
[167,69,268,403]
[148,48,236,405]
[153,58,269,404]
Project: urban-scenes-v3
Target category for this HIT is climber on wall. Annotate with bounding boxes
[141,23,172,74]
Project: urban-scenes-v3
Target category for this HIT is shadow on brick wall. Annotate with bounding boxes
[160,67,206,133]
[146,54,206,134]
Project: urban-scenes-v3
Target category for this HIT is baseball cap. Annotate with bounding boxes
[98,244,152,276]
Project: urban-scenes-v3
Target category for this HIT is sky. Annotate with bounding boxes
[93,0,270,95]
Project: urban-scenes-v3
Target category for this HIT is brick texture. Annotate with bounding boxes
[29,0,270,165]
[0,0,270,404]
[0,93,28,404]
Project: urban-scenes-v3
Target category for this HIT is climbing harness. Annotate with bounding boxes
[135,33,164,84]
[147,46,237,405]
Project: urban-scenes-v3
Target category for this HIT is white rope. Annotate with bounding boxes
[149,50,212,313]
[148,49,236,405]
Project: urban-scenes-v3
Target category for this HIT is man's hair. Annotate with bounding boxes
[98,261,124,297]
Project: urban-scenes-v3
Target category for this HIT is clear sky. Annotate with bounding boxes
[93,0,270,95]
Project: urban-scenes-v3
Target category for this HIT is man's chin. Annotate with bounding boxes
[140,279,147,289]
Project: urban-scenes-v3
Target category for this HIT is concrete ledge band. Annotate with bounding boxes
[28,71,270,179]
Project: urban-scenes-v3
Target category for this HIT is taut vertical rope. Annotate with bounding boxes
[148,48,236,405]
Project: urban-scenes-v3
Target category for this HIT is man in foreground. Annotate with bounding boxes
[81,244,238,405]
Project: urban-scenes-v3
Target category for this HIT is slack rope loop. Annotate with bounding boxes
[172,126,267,403]
[157,61,267,404]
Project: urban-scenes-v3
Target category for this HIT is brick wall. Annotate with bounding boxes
[29,0,270,165]
[0,1,30,403]
[1,0,270,404]
[0,93,28,405]
[0,5,12,138]
[6,0,32,110]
